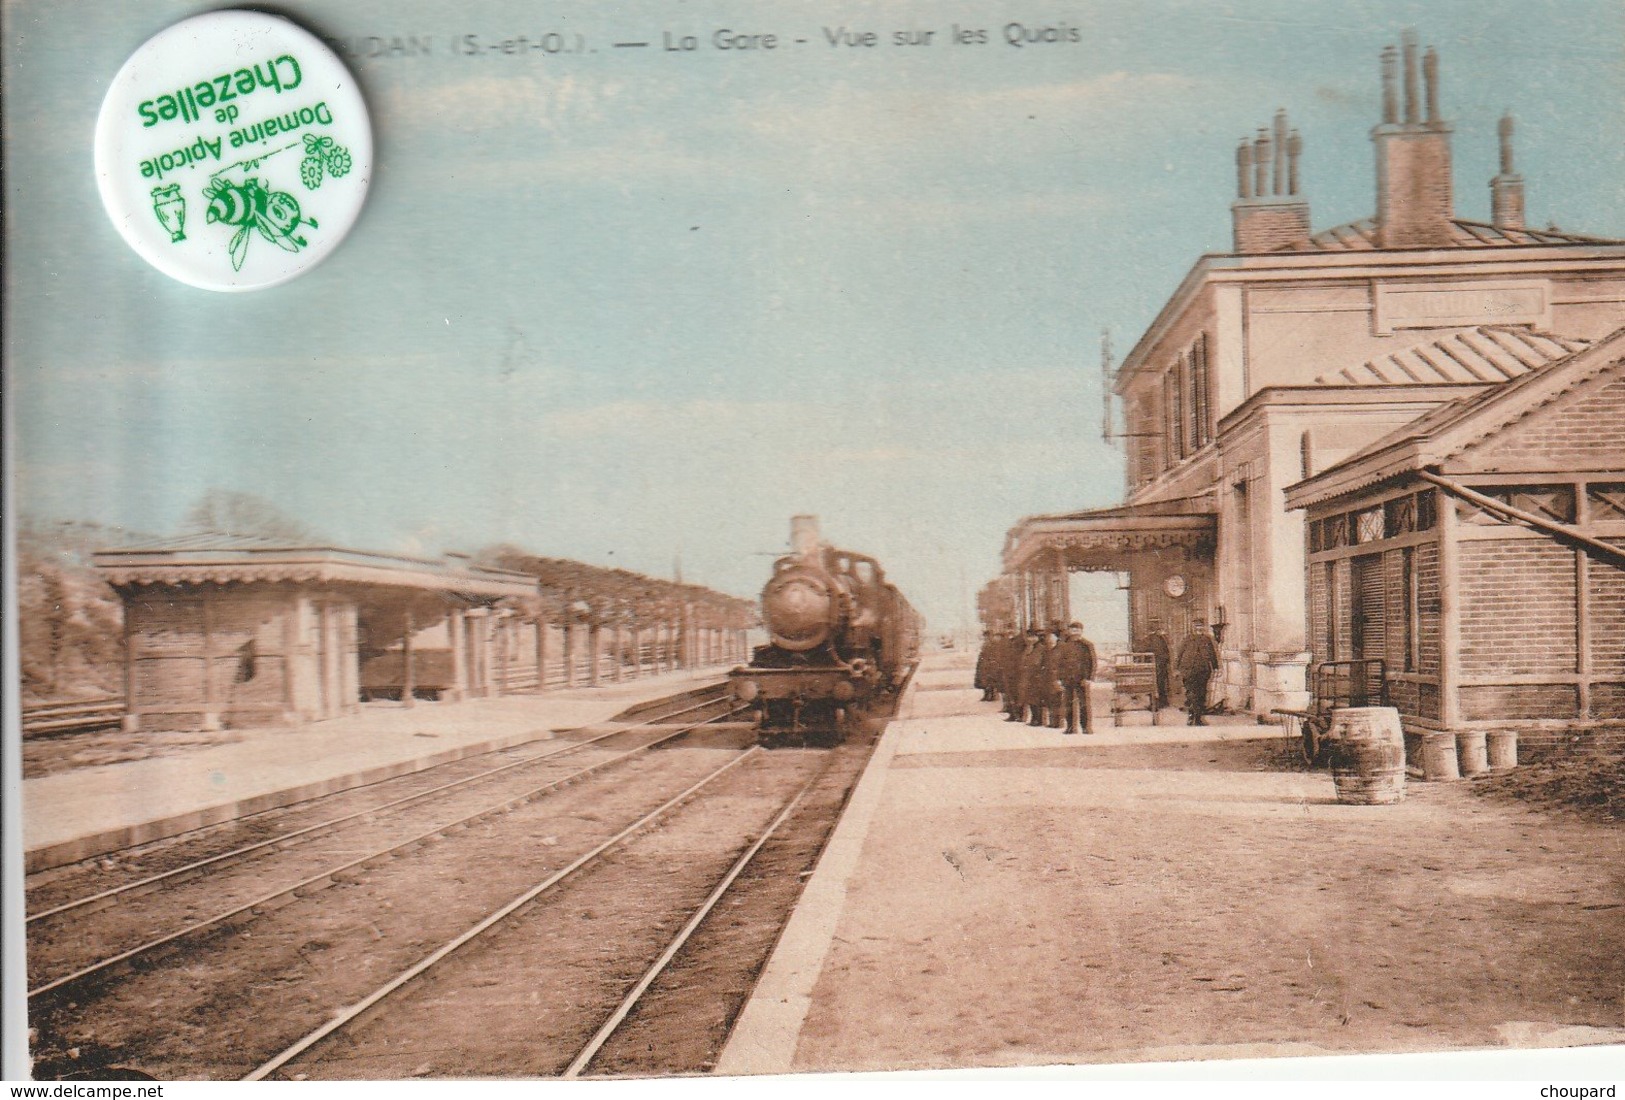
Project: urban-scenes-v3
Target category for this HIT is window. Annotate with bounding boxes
[1170,367,1184,461]
[1158,335,1215,469]
[1384,494,1415,536]
[1589,483,1625,522]
[1415,490,1436,531]
[1182,352,1198,456]
[1356,508,1385,543]
[1322,513,1351,550]
[1191,335,1212,448]
[1162,371,1179,470]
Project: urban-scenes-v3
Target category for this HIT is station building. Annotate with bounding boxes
[1001,34,1625,720]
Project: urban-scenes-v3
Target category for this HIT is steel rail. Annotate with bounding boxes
[562,769,822,1077]
[28,688,732,926]
[244,744,765,1081]
[27,702,748,1000]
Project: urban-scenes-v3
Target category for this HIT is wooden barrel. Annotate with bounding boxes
[1456,730,1489,776]
[1487,729,1518,770]
[1326,706,1406,805]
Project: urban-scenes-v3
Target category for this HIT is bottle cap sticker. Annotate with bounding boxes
[94,11,372,292]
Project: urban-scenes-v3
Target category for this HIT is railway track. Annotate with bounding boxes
[27,688,887,1080]
[26,688,744,1003]
[248,724,881,1080]
[21,698,126,737]
[246,745,773,1080]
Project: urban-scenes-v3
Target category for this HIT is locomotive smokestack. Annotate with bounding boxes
[790,515,823,558]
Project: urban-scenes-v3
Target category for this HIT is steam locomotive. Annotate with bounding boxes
[730,516,921,743]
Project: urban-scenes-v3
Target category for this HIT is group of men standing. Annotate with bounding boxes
[974,617,1224,729]
[974,622,1097,735]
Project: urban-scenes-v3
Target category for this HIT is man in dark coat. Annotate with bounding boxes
[974,631,998,701]
[1022,630,1050,726]
[1144,617,1172,712]
[1176,617,1222,727]
[1005,630,1035,722]
[1036,628,1065,727]
[1052,621,1098,734]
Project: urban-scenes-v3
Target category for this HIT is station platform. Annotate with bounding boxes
[718,651,1625,1075]
[22,669,725,874]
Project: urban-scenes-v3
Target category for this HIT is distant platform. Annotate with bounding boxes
[22,669,724,874]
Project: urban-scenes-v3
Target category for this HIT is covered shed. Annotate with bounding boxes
[94,536,538,732]
[1284,325,1625,761]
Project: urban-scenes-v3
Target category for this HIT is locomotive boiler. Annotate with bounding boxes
[730,516,921,742]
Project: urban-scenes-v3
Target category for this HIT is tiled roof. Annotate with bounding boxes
[1285,325,1625,510]
[117,532,317,552]
[1274,218,1623,253]
[1314,326,1592,386]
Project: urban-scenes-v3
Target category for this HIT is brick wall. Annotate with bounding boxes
[1466,377,1625,468]
[1232,201,1311,254]
[1309,560,1329,659]
[1462,683,1579,721]
[1516,724,1625,763]
[1418,680,1440,720]
[1383,548,1408,672]
[1591,541,1625,681]
[1593,683,1625,719]
[1333,558,1352,658]
[1376,132,1454,248]
[1417,542,1440,676]
[1459,540,1577,676]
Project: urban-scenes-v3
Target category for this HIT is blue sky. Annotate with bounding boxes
[6,0,1623,634]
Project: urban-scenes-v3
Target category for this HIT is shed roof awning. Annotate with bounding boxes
[1002,501,1216,574]
[93,542,538,601]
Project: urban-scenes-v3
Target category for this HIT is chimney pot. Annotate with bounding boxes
[1273,110,1289,195]
[1236,138,1254,199]
[1381,45,1399,125]
[1402,30,1420,124]
[1253,129,1270,198]
[1423,46,1440,123]
[1490,112,1525,230]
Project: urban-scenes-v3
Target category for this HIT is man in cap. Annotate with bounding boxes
[1175,617,1222,726]
[1051,621,1098,734]
[1143,616,1172,713]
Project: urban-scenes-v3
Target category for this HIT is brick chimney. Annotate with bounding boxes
[1232,108,1310,253]
[1372,31,1455,248]
[1490,113,1526,230]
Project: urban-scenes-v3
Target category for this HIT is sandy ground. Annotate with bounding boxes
[748,654,1625,1073]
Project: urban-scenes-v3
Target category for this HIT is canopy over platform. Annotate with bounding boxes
[94,535,537,601]
[1002,501,1217,575]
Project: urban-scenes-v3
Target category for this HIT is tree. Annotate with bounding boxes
[179,489,320,542]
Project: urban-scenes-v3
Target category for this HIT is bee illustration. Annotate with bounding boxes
[202,176,319,271]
